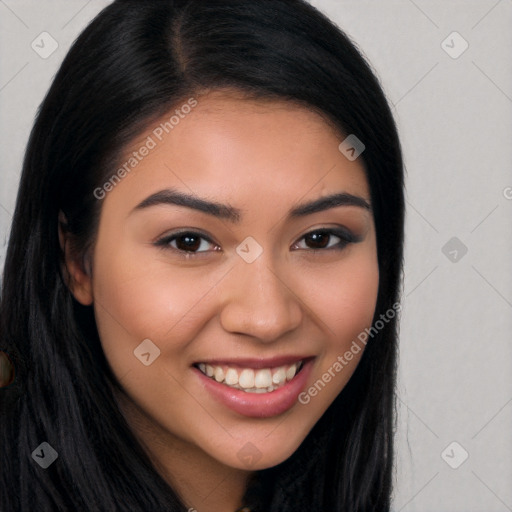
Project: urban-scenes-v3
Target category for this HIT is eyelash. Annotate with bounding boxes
[154,228,358,258]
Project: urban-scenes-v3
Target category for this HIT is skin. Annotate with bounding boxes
[62,90,379,512]
[0,351,14,387]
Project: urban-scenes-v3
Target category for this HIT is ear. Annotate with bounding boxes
[58,211,94,306]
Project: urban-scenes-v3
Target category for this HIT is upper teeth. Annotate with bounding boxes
[197,361,303,393]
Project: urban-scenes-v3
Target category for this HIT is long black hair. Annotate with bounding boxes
[0,1,404,510]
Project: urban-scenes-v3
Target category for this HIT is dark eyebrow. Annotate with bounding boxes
[131,188,371,222]
[289,192,371,217]
[132,188,242,222]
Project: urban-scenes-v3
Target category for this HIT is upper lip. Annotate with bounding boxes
[194,355,314,369]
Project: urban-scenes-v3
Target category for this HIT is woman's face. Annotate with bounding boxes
[70,91,379,471]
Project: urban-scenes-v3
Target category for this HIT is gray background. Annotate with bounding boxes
[1,1,511,510]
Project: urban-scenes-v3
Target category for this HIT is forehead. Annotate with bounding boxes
[105,90,370,213]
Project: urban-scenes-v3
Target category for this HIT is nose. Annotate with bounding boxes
[219,255,303,343]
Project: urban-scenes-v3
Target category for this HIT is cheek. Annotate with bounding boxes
[337,261,379,339]
[304,250,379,346]
[293,251,378,414]
[90,238,228,366]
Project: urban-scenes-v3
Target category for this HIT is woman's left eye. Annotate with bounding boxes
[292,228,355,251]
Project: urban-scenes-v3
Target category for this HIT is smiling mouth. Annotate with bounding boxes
[193,360,305,393]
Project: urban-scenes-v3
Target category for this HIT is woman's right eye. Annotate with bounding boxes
[154,231,220,256]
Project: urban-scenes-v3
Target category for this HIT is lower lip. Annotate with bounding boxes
[194,359,314,418]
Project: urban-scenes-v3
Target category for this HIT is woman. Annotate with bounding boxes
[0,0,404,510]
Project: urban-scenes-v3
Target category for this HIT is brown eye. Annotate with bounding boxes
[174,233,202,252]
[304,232,331,249]
[293,228,356,251]
[155,231,217,254]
